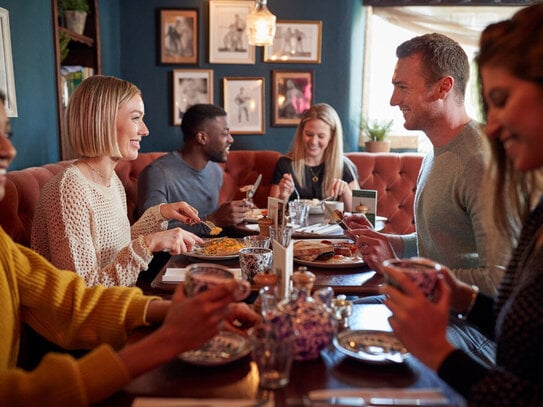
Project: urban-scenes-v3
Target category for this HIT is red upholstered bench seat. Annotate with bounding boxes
[0,151,423,246]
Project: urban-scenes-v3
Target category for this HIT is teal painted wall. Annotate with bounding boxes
[119,0,364,155]
[0,0,59,169]
[0,0,364,170]
[0,0,119,170]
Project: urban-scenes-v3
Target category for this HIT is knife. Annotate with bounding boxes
[323,204,350,231]
[247,173,262,199]
[308,397,451,406]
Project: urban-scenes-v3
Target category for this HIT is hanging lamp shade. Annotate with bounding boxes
[247,0,277,46]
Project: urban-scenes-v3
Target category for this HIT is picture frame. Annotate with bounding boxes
[223,77,265,134]
[0,7,17,117]
[159,9,198,64]
[272,70,313,127]
[264,20,322,64]
[172,69,214,126]
[209,0,255,64]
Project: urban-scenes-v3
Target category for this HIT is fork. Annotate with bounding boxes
[202,220,222,236]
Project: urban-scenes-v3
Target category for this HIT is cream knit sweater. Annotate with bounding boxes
[31,165,168,287]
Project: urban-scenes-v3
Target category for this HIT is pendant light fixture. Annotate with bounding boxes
[247,0,277,46]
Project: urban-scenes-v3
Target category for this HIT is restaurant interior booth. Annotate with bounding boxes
[0,0,531,405]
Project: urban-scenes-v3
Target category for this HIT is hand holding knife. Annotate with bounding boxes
[246,173,262,200]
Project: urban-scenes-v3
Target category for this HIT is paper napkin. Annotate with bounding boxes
[132,398,273,407]
[162,268,242,283]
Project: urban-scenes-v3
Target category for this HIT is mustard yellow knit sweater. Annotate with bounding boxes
[0,227,159,406]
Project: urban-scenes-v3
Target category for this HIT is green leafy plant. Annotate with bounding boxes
[59,30,71,62]
[59,0,90,13]
[361,118,393,142]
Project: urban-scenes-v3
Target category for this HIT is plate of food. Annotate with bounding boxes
[185,237,244,260]
[333,329,410,364]
[244,208,266,223]
[179,331,251,366]
[292,239,364,268]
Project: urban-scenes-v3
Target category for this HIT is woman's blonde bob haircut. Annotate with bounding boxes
[66,75,142,158]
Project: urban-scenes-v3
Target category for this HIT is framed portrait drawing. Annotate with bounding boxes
[172,69,213,125]
[264,20,322,64]
[223,77,264,134]
[272,70,313,127]
[209,0,255,64]
[160,9,198,64]
[0,7,17,117]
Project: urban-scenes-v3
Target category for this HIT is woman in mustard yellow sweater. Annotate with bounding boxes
[0,94,260,406]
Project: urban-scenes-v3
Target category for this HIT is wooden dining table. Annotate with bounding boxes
[98,219,465,407]
[93,303,464,407]
[143,212,385,298]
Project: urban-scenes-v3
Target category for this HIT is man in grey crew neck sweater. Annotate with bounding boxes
[137,104,251,237]
[350,33,508,297]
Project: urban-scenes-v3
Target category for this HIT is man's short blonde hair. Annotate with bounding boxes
[66,75,141,158]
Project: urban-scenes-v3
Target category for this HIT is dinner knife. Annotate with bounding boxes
[323,204,350,231]
[247,173,262,199]
[307,397,451,406]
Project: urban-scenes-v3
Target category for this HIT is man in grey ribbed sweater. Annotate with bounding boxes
[349,33,508,297]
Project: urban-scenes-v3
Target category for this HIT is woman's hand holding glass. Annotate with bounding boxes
[382,262,455,370]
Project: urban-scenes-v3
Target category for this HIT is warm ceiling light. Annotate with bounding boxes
[247,0,277,46]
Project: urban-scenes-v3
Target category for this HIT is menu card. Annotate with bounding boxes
[352,189,378,227]
[267,196,287,227]
[272,239,293,300]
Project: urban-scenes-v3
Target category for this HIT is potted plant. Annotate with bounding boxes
[60,0,90,35]
[361,118,393,153]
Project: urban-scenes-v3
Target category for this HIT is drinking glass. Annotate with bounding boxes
[248,324,295,389]
[243,235,271,249]
[269,225,293,247]
[239,247,273,284]
[288,199,310,226]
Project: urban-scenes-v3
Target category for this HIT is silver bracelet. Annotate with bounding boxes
[458,285,479,320]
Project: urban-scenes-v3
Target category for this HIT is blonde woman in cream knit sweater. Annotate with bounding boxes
[31,76,203,287]
[0,92,260,406]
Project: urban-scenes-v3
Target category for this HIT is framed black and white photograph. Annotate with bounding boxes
[264,20,322,64]
[272,70,313,127]
[160,9,198,64]
[223,77,264,134]
[0,7,17,117]
[209,0,255,64]
[172,69,213,125]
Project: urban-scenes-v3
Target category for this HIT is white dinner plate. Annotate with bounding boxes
[185,251,239,261]
[293,239,364,269]
[334,330,409,364]
[179,331,251,366]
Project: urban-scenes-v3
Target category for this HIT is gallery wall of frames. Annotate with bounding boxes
[160,3,322,135]
[1,0,362,170]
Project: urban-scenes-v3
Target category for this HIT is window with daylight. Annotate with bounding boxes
[362,6,522,152]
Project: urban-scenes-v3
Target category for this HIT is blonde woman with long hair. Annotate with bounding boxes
[270,103,359,211]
